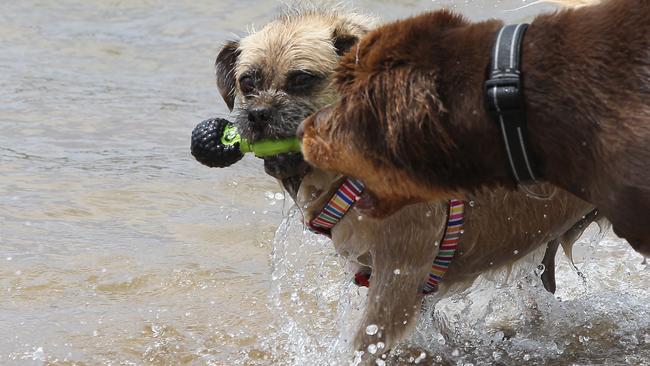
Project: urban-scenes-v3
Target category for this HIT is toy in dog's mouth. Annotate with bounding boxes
[190,117,309,198]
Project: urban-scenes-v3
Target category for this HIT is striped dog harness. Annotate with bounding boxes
[306,178,364,237]
[422,199,464,294]
[306,179,464,294]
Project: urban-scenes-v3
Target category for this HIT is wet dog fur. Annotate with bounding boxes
[214,3,603,361]
[215,6,373,197]
[299,0,650,256]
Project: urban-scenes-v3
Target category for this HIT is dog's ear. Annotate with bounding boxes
[332,28,359,56]
[215,40,241,111]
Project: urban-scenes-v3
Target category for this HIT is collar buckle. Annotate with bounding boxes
[485,74,523,112]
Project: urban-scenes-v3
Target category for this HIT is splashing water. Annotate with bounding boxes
[262,211,649,365]
[261,207,366,365]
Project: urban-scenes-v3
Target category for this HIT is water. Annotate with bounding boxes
[1,0,648,365]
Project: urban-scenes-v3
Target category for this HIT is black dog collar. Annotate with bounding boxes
[485,24,539,184]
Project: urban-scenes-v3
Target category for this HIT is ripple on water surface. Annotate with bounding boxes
[0,0,648,365]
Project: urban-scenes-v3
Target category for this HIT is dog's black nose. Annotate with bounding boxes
[248,107,271,124]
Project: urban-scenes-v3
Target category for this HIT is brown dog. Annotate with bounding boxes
[299,0,650,256]
[211,4,603,362]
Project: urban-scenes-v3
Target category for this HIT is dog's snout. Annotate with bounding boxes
[248,107,272,125]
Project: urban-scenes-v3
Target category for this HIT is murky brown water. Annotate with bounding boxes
[1,1,648,365]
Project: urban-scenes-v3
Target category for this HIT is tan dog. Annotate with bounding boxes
[215,6,373,197]
[213,4,602,361]
[298,0,650,256]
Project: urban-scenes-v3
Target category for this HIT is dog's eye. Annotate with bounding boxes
[239,76,255,95]
[286,71,320,93]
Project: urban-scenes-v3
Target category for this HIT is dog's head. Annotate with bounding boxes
[215,8,373,198]
[299,10,491,217]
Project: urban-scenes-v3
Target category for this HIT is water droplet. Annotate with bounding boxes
[376,342,385,350]
[543,214,548,218]
[365,324,379,335]
[31,347,45,361]
[579,335,589,343]
[451,349,460,357]
[274,192,283,200]
[414,352,426,364]
[393,269,401,275]
[425,211,432,217]
[469,200,475,207]
[523,354,531,361]
[375,359,386,366]
[367,344,377,354]
[493,331,505,342]
[513,250,519,255]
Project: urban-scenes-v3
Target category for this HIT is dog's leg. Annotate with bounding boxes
[353,249,431,361]
[541,239,560,294]
[541,209,609,293]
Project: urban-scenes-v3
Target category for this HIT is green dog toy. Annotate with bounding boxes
[220,122,301,157]
[191,117,301,168]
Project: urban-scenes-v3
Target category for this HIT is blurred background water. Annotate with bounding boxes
[0,0,648,365]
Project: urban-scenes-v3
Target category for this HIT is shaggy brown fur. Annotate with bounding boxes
[299,0,650,256]
[212,4,601,362]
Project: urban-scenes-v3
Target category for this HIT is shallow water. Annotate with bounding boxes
[0,0,648,365]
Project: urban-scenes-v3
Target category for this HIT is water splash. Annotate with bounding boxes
[262,207,365,365]
[262,216,649,365]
